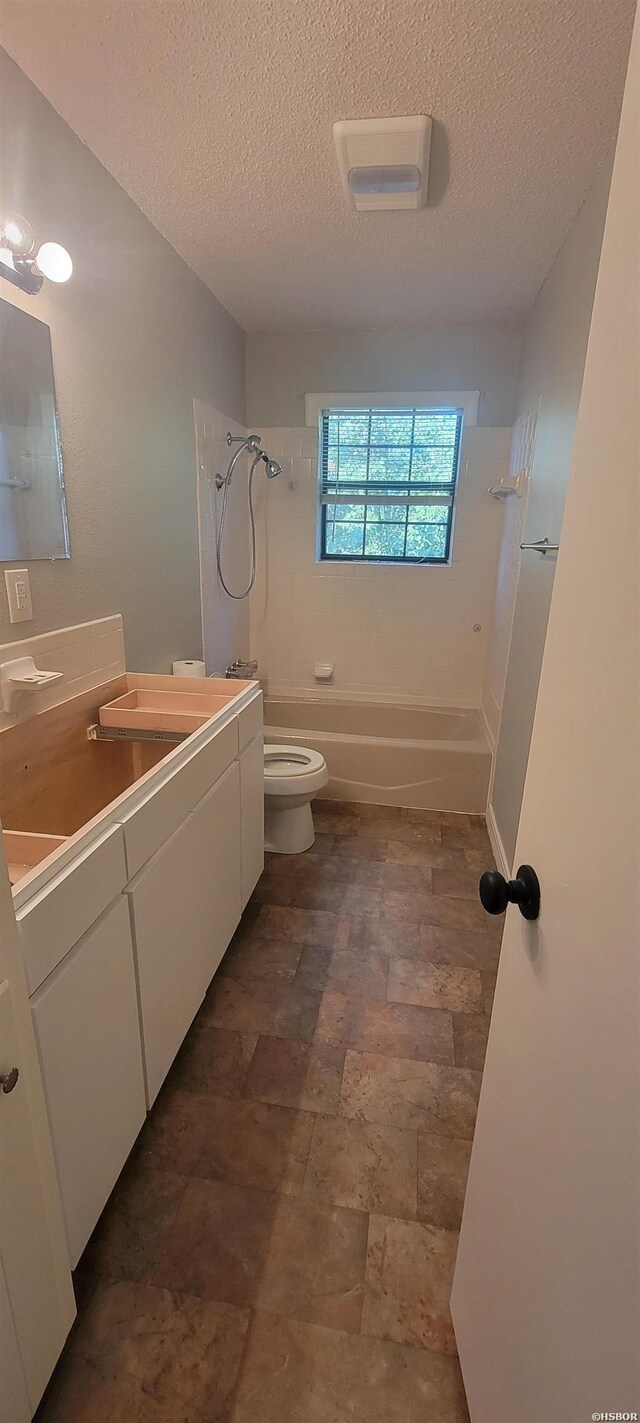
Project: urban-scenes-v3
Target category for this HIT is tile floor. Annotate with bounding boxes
[37,801,501,1423]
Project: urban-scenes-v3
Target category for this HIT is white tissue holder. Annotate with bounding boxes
[0,657,63,712]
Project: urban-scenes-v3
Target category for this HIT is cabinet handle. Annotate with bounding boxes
[1,1067,19,1094]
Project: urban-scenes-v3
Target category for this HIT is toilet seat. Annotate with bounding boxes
[264,744,328,797]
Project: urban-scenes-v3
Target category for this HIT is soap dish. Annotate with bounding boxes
[0,657,63,712]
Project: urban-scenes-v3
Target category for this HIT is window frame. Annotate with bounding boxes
[316,401,466,567]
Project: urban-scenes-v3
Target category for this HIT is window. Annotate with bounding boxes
[319,406,463,564]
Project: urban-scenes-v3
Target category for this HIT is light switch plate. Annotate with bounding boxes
[4,568,33,623]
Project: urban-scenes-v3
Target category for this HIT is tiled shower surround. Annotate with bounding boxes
[37,803,500,1422]
[250,424,511,704]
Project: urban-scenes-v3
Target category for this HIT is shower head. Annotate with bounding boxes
[265,458,282,479]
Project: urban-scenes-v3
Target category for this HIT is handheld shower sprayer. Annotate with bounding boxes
[214,433,282,599]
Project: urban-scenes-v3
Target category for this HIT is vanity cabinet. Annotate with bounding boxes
[5,678,263,1281]
[128,761,242,1106]
[30,896,146,1267]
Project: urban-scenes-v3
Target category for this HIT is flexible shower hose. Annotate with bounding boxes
[215,451,261,600]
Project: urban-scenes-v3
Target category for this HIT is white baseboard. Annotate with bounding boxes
[486,800,510,878]
[479,702,496,753]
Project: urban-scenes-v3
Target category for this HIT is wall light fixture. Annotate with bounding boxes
[0,211,73,295]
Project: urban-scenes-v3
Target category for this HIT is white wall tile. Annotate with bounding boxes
[0,615,125,729]
[250,426,510,705]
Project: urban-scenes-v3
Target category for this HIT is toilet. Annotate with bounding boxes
[263,744,329,853]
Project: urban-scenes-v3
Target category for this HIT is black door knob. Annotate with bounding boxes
[479,865,541,921]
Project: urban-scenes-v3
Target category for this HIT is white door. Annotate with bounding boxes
[451,19,640,1423]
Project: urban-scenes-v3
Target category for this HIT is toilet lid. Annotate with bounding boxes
[263,744,326,777]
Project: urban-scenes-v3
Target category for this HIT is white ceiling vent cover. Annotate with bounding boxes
[333,116,432,211]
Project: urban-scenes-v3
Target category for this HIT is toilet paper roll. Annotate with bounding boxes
[172,660,206,678]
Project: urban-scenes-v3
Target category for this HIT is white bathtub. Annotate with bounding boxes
[263,697,491,813]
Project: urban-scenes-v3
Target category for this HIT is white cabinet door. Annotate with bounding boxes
[129,762,242,1106]
[0,976,74,1410]
[451,24,640,1420]
[239,730,264,909]
[31,898,147,1267]
[0,1252,30,1423]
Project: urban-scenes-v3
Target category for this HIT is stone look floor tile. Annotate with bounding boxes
[440,817,488,845]
[418,894,490,932]
[315,991,455,1066]
[346,801,405,823]
[286,875,355,913]
[303,1113,417,1218]
[340,882,383,916]
[80,1164,187,1284]
[340,1050,481,1138]
[417,1135,472,1230]
[347,911,421,958]
[242,1037,346,1114]
[388,959,484,1014]
[140,1089,315,1195]
[220,934,304,982]
[362,1215,459,1354]
[257,903,348,948]
[201,976,321,1042]
[380,886,435,921]
[481,968,497,1015]
[313,810,363,836]
[48,803,509,1420]
[229,1311,470,1423]
[153,1178,368,1332]
[168,1025,258,1097]
[335,834,390,862]
[419,923,501,971]
[296,943,390,1000]
[265,841,347,876]
[464,845,496,873]
[453,1012,491,1069]
[432,867,483,900]
[353,859,429,892]
[38,1277,250,1423]
[36,1354,181,1422]
[387,838,466,871]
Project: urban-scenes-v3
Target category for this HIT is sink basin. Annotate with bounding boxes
[99,687,236,735]
[4,831,68,887]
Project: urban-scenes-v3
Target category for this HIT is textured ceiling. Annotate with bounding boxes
[0,0,635,331]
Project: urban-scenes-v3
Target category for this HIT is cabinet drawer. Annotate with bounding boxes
[121,717,238,877]
[17,825,127,995]
[31,896,146,1267]
[238,691,263,750]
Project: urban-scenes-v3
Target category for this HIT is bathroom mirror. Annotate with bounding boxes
[0,299,70,559]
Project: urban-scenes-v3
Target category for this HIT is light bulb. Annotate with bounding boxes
[1,211,35,255]
[35,241,73,283]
